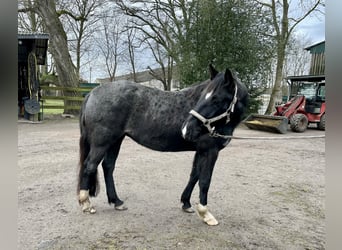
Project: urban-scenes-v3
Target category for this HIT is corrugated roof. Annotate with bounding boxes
[305,41,325,53]
[18,32,49,39]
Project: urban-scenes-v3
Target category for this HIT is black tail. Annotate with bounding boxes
[77,95,99,197]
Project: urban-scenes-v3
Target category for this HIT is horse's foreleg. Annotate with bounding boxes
[102,138,127,211]
[196,148,219,226]
[181,152,201,213]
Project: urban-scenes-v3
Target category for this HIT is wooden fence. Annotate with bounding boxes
[40,85,98,111]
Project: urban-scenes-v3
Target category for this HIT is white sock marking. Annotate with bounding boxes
[196,203,219,226]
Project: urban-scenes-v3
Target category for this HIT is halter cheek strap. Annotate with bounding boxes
[189,84,238,139]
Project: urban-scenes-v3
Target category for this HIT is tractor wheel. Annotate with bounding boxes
[290,114,308,133]
[318,113,326,130]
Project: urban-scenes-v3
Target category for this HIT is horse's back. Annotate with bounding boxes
[85,80,138,113]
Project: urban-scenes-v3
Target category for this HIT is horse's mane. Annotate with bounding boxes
[231,73,248,100]
[180,79,210,99]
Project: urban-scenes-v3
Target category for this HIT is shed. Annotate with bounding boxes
[284,41,325,101]
[305,41,325,75]
[18,33,49,119]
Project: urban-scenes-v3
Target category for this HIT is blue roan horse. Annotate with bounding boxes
[77,65,248,225]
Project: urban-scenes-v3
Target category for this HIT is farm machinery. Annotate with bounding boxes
[245,75,325,134]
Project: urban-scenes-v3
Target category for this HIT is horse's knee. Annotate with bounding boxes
[84,163,98,175]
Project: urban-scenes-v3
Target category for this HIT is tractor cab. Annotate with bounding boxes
[296,81,325,114]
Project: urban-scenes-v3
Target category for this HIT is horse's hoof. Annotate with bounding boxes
[182,207,195,213]
[195,204,219,226]
[83,206,96,214]
[205,217,219,226]
[115,204,128,211]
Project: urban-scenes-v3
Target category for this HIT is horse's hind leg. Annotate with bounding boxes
[79,145,108,214]
[102,137,127,211]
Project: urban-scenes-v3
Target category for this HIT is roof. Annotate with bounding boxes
[18,32,49,40]
[286,75,325,82]
[305,41,325,54]
[18,32,49,65]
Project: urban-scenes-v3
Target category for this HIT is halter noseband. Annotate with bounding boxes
[189,84,238,139]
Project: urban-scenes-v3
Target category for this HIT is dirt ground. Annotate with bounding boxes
[18,117,325,250]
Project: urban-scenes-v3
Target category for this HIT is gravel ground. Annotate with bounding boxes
[18,117,325,249]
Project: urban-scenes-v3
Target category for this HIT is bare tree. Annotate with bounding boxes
[125,26,139,82]
[284,35,312,77]
[95,9,125,82]
[146,39,174,91]
[18,0,43,32]
[61,0,104,79]
[254,0,324,114]
[116,0,193,87]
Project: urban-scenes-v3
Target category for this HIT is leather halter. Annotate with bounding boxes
[189,84,238,139]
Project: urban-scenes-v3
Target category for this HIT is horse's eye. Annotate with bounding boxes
[211,95,217,101]
[212,96,220,106]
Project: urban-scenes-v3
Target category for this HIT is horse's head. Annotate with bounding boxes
[182,65,247,142]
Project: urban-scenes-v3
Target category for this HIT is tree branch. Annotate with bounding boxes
[56,9,86,21]
[288,0,322,36]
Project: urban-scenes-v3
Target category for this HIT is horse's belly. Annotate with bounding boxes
[126,132,195,152]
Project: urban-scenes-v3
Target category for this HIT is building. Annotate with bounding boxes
[18,32,49,119]
[305,41,325,75]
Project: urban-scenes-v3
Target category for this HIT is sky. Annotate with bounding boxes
[296,13,325,45]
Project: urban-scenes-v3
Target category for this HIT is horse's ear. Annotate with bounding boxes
[224,68,235,91]
[209,64,218,80]
[224,68,234,84]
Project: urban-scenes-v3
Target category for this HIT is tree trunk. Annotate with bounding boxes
[265,44,286,114]
[264,0,289,115]
[36,0,80,115]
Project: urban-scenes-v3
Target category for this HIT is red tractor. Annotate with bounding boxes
[245,75,325,133]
